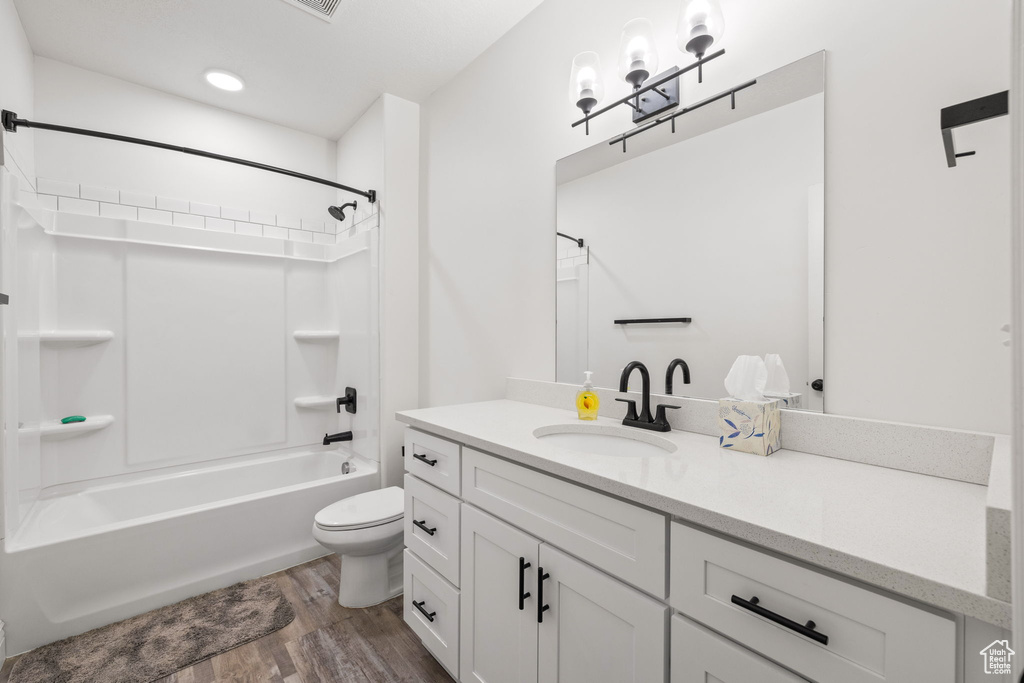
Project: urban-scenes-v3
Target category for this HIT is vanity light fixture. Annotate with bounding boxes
[616,19,682,124]
[618,19,660,90]
[569,1,728,134]
[204,69,245,92]
[569,52,605,135]
[677,0,725,82]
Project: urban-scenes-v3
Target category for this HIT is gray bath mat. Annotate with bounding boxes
[9,576,295,683]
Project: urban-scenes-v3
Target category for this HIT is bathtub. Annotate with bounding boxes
[0,447,379,654]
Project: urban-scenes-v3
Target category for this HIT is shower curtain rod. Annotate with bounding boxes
[1,110,376,203]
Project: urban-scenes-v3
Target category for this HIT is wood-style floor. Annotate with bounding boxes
[0,554,452,683]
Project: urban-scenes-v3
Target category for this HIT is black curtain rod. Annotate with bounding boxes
[1,110,376,203]
[557,232,585,248]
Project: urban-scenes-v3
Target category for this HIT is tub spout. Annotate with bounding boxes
[323,431,353,446]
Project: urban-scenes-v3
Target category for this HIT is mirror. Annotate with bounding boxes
[555,52,825,411]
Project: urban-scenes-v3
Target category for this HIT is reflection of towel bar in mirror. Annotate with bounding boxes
[614,318,692,325]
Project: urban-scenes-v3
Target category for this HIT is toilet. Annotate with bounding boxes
[312,486,405,608]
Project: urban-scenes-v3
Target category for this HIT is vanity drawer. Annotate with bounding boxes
[672,614,807,683]
[670,522,955,683]
[405,428,461,496]
[404,473,461,586]
[462,448,666,597]
[404,549,460,678]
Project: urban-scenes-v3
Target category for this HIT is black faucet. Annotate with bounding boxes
[665,359,691,395]
[617,361,680,432]
[323,431,353,445]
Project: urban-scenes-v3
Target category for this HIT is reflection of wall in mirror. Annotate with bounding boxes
[556,94,824,408]
[556,249,589,382]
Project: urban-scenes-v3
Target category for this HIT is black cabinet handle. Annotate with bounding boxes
[731,595,828,645]
[412,600,436,622]
[518,557,532,610]
[412,452,438,467]
[413,519,436,536]
[811,379,823,391]
[537,567,550,623]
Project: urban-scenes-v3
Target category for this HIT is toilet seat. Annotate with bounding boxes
[315,486,404,531]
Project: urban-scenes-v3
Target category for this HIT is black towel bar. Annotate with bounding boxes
[614,317,692,325]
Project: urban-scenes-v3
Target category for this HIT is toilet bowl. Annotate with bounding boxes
[312,486,405,608]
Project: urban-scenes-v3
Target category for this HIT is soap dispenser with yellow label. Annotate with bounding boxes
[576,371,599,420]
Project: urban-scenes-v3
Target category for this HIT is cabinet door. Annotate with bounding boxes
[461,505,540,683]
[672,615,806,683]
[537,545,667,683]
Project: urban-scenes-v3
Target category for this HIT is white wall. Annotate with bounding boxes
[33,58,338,223]
[557,95,823,402]
[337,94,420,487]
[0,0,34,187]
[421,0,1011,433]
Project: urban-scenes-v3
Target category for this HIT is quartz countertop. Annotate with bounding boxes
[397,399,1010,628]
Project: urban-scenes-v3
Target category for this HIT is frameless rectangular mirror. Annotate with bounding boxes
[556,52,825,411]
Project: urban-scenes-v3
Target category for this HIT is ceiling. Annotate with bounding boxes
[12,0,544,140]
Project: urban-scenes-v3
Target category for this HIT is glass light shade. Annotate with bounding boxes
[618,18,659,88]
[568,52,605,115]
[676,0,725,58]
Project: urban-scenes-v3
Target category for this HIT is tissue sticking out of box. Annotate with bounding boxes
[724,355,767,401]
[762,354,802,409]
[763,354,790,395]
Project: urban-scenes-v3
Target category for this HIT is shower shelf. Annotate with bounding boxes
[22,415,115,441]
[28,330,115,347]
[294,396,337,409]
[293,331,340,342]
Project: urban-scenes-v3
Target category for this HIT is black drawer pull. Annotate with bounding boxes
[412,519,436,536]
[731,595,828,645]
[518,557,532,610]
[412,600,436,622]
[537,567,550,623]
[412,452,438,467]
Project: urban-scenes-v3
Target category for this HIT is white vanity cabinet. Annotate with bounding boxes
[670,522,956,683]
[671,615,807,683]
[460,504,539,683]
[459,504,667,683]
[403,426,962,683]
[536,544,667,682]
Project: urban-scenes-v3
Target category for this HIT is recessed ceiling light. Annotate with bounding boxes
[204,70,245,92]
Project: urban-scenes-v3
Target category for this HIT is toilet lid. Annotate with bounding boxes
[315,486,404,530]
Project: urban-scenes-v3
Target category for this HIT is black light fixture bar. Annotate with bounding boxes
[614,317,692,325]
[940,91,1009,168]
[557,232,585,248]
[609,78,757,152]
[571,49,726,131]
[1,110,377,203]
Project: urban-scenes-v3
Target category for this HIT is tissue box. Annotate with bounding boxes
[718,399,781,456]
[764,392,802,410]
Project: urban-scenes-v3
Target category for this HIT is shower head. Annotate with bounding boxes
[328,201,357,222]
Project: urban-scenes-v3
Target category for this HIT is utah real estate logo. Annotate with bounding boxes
[979,639,1014,676]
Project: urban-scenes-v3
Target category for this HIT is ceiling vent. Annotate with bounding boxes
[279,0,341,22]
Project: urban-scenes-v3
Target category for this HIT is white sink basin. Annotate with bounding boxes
[532,424,677,457]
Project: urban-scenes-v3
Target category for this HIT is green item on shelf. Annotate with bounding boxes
[61,415,86,424]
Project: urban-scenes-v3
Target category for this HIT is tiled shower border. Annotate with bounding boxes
[33,177,378,245]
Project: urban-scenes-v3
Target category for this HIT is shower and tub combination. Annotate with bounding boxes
[0,149,386,653]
